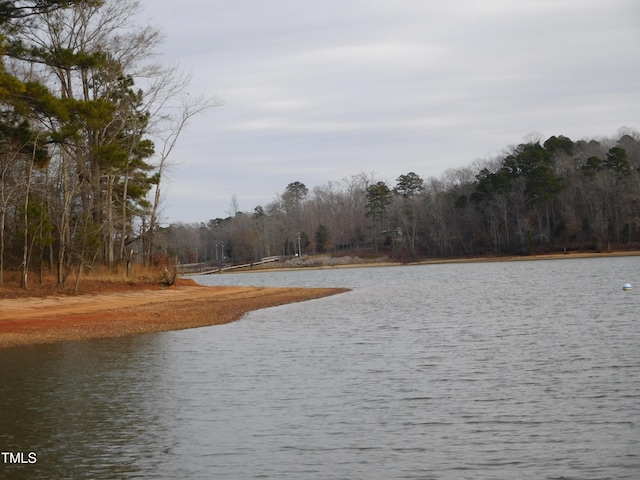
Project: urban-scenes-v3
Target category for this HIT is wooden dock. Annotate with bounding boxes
[182,256,281,275]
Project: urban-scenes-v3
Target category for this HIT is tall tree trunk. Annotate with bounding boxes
[0,162,11,287]
[119,159,132,264]
[105,174,114,264]
[21,143,37,289]
[57,151,72,288]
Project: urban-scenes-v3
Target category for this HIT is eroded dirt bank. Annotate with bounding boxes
[0,284,349,349]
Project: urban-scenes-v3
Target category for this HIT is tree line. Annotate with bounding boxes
[158,130,640,265]
[2,4,639,283]
[0,0,217,288]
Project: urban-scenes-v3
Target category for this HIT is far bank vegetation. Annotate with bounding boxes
[159,130,640,266]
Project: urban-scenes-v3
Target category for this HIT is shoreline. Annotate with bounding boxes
[219,250,640,274]
[1,250,637,349]
[0,285,349,349]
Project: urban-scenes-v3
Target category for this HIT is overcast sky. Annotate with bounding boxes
[136,0,639,223]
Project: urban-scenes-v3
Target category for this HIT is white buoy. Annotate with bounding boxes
[623,283,632,291]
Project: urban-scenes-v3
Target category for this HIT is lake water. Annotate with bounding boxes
[1,256,639,479]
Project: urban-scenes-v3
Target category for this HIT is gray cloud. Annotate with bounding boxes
[138,0,640,222]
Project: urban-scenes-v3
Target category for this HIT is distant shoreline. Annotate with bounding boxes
[218,250,640,274]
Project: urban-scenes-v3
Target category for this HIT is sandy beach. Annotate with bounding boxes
[0,283,348,349]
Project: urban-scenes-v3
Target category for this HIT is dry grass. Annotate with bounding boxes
[0,264,177,299]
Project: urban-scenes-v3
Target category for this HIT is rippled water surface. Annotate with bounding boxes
[1,257,639,479]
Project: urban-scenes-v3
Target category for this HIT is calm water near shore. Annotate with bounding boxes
[1,256,639,479]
